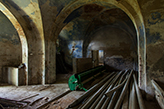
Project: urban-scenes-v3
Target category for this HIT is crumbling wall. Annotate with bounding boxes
[0,11,21,83]
[138,0,164,95]
[0,0,45,84]
[58,18,89,65]
[87,26,137,71]
[0,0,150,88]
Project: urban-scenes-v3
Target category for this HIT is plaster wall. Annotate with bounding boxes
[138,0,164,95]
[0,11,21,83]
[0,0,45,84]
[58,7,137,67]
[58,18,89,66]
[87,26,137,71]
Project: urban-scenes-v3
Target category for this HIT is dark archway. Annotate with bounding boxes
[47,0,146,91]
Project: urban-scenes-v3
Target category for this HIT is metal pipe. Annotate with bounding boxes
[95,81,119,109]
[132,83,138,109]
[75,95,92,109]
[128,78,133,109]
[81,72,122,109]
[133,74,145,109]
[106,70,128,109]
[114,70,133,109]
[90,71,124,109]
[105,70,129,97]
[102,71,128,109]
[101,92,113,109]
[152,79,164,98]
[105,77,127,97]
[67,72,115,108]
[102,82,119,109]
[121,87,129,109]
[129,83,137,109]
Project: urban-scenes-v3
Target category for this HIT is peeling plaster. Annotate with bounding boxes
[146,28,163,44]
[63,6,82,24]
[0,0,150,90]
[148,12,164,25]
[0,0,45,84]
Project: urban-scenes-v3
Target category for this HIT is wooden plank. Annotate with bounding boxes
[29,97,45,106]
[0,98,27,108]
[19,94,39,101]
[36,90,71,109]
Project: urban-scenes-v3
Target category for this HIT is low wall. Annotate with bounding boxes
[73,58,93,73]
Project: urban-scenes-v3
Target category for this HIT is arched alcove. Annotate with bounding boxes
[51,0,146,91]
[0,3,28,84]
[0,1,45,85]
[0,3,28,68]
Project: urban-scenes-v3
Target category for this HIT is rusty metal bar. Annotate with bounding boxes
[114,70,133,109]
[68,72,115,108]
[133,74,145,109]
[81,72,122,109]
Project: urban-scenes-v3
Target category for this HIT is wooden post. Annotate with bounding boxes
[92,50,99,67]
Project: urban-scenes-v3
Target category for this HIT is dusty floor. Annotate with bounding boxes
[0,83,84,109]
[0,73,162,109]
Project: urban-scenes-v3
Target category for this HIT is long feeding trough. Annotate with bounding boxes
[68,65,105,91]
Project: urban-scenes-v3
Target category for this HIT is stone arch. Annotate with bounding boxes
[0,1,45,85]
[82,8,137,58]
[0,2,28,81]
[0,2,28,66]
[52,0,146,90]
